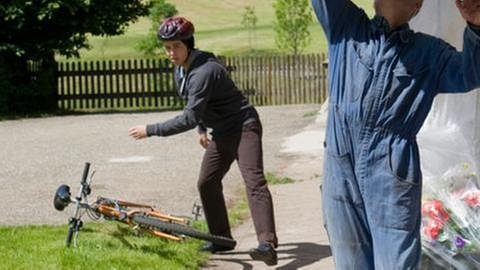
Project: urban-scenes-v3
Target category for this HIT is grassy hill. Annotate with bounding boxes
[73,0,374,60]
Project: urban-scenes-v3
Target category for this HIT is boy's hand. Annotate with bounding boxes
[199,133,211,149]
[128,125,147,140]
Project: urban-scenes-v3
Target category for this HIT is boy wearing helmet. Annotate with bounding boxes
[128,16,278,266]
[312,0,480,269]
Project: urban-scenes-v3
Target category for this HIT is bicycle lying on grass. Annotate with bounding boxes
[53,162,236,248]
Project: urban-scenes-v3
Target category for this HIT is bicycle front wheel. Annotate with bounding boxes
[66,226,75,247]
[132,214,236,248]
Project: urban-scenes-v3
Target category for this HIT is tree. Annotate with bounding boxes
[0,0,149,114]
[273,0,312,55]
[137,0,177,57]
[241,6,258,51]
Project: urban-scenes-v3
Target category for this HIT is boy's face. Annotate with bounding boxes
[164,40,189,66]
[374,0,423,22]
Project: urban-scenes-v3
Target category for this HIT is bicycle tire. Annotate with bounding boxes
[132,214,236,248]
[66,226,74,247]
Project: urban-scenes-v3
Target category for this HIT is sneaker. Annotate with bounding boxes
[249,242,278,266]
[200,242,235,253]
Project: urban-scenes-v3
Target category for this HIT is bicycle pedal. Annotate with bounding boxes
[132,225,142,234]
[118,212,127,221]
[191,200,203,221]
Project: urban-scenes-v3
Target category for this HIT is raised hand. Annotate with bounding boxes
[456,0,480,26]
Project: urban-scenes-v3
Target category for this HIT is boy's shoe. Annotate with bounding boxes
[200,242,235,253]
[248,242,278,266]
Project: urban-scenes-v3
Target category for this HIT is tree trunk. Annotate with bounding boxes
[36,51,59,113]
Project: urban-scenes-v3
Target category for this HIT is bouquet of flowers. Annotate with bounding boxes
[421,163,480,270]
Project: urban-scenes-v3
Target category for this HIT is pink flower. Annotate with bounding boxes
[422,200,450,223]
[461,190,480,208]
[423,219,444,240]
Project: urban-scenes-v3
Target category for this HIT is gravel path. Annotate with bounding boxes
[0,104,321,226]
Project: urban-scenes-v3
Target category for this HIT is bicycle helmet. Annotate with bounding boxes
[158,16,194,41]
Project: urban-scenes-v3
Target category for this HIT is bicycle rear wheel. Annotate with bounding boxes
[132,214,236,248]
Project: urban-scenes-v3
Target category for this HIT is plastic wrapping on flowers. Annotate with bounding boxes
[421,163,480,269]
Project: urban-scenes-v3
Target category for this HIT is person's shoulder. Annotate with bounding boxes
[192,50,216,64]
[189,50,208,65]
[406,31,458,56]
[185,54,223,87]
[411,31,451,47]
[192,51,226,73]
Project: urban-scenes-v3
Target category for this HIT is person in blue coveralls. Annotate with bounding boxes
[311,0,480,269]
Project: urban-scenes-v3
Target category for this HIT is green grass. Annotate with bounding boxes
[0,222,208,270]
[0,171,295,269]
[222,171,296,238]
[303,110,320,118]
[227,197,250,227]
[266,172,295,185]
[228,171,297,226]
[64,0,374,61]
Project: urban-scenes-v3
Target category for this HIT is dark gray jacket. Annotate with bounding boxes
[146,50,258,138]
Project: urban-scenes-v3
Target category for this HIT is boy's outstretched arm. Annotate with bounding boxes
[435,0,480,93]
[311,0,366,42]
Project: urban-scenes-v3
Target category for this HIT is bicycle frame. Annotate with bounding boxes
[54,162,190,246]
[93,197,189,240]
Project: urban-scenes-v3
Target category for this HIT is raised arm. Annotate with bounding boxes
[311,0,367,42]
[435,1,480,93]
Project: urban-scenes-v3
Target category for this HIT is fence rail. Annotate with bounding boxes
[56,54,328,111]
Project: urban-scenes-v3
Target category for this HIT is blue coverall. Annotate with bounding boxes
[312,0,480,269]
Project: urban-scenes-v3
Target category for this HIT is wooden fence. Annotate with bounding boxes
[225,54,328,106]
[56,54,328,111]
[57,59,178,110]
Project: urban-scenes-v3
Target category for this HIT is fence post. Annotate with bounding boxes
[321,53,327,104]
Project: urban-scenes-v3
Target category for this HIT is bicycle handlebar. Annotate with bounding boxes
[81,162,90,186]
[79,162,91,198]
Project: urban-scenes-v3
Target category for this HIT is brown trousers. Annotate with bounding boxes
[197,120,278,246]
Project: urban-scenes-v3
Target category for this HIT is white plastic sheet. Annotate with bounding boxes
[411,1,480,268]
[411,0,480,179]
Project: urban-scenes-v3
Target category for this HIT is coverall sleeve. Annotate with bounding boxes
[311,0,366,43]
[146,68,213,137]
[435,25,480,93]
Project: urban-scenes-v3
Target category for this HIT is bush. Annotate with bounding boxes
[0,53,57,116]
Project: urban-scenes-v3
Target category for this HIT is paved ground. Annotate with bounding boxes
[0,104,335,269]
[203,106,335,270]
[0,104,323,226]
